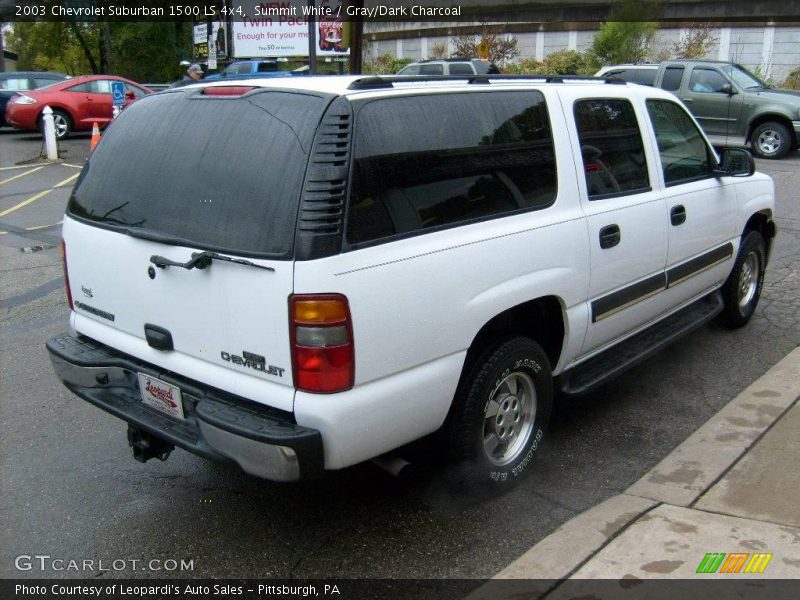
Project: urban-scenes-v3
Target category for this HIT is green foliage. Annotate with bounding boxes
[505,51,595,76]
[781,67,800,90]
[590,0,658,65]
[362,53,414,75]
[7,21,193,83]
[671,25,718,60]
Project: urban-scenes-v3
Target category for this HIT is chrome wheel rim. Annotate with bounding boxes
[738,252,759,309]
[483,371,536,466]
[52,114,68,138]
[756,129,782,156]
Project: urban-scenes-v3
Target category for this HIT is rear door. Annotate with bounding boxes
[559,90,669,356]
[64,87,331,411]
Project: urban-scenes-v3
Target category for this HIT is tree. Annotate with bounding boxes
[7,21,192,82]
[590,0,658,66]
[672,25,718,60]
[452,25,519,65]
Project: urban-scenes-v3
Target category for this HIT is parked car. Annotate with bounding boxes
[0,71,69,127]
[47,75,774,492]
[396,58,500,76]
[594,64,657,86]
[597,60,800,159]
[5,74,152,139]
[204,60,308,80]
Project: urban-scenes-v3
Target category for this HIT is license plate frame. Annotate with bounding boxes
[137,373,185,420]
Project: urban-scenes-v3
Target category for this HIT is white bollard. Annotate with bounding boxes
[42,105,58,160]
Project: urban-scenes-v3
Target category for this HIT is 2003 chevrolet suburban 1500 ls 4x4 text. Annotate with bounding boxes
[47,75,776,492]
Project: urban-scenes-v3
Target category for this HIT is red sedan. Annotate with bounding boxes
[5,74,152,139]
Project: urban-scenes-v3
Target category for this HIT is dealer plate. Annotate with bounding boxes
[137,373,185,420]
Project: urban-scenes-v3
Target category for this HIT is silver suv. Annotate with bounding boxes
[396,58,500,76]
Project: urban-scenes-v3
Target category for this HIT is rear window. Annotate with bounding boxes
[68,89,326,258]
[660,66,685,91]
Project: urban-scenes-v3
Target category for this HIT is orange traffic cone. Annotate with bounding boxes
[90,122,101,151]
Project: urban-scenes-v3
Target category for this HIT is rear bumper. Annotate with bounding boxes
[46,333,323,482]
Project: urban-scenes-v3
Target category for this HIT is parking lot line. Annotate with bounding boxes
[0,189,53,218]
[62,163,84,169]
[0,220,63,236]
[0,164,39,171]
[0,165,46,186]
[54,173,80,188]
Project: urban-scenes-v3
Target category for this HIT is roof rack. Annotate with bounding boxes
[347,74,627,90]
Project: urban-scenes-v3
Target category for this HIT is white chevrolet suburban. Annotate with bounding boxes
[47,74,776,492]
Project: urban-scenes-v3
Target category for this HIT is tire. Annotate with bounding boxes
[41,109,72,139]
[749,121,791,159]
[721,231,766,328]
[445,337,553,491]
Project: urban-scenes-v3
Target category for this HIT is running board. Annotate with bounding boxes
[557,292,723,397]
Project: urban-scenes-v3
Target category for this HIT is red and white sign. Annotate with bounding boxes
[233,0,349,58]
[138,373,185,420]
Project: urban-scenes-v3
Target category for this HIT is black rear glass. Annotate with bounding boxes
[68,89,327,258]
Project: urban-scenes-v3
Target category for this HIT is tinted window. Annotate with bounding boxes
[68,90,325,257]
[574,99,649,199]
[66,82,91,93]
[449,63,474,75]
[397,64,420,75]
[419,64,444,75]
[347,92,557,245]
[660,66,685,91]
[646,99,713,185]
[688,68,728,93]
[256,62,278,72]
[633,70,657,85]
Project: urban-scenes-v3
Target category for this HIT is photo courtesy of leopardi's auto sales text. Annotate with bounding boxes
[2,0,800,599]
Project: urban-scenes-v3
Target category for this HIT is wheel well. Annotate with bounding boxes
[462,296,565,377]
[747,114,796,148]
[744,211,776,257]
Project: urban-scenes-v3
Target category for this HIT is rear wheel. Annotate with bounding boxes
[721,231,766,328]
[750,121,791,159]
[40,109,71,139]
[445,337,552,491]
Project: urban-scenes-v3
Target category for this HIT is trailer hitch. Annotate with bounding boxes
[127,426,174,463]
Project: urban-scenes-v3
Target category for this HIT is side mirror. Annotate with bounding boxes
[715,148,755,177]
[721,83,737,96]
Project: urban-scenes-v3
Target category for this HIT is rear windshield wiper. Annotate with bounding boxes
[150,251,274,271]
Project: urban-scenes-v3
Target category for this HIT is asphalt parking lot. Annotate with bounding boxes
[1,129,799,581]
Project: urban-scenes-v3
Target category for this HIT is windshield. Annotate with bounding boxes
[68,88,327,258]
[720,64,769,89]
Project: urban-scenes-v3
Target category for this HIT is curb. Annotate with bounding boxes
[488,344,800,584]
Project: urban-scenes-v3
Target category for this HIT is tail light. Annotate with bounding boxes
[60,240,73,310]
[290,294,354,393]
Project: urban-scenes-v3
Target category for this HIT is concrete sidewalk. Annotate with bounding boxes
[476,345,800,597]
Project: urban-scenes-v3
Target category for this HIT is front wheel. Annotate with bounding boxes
[721,231,766,328]
[750,121,791,159]
[445,337,553,491]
